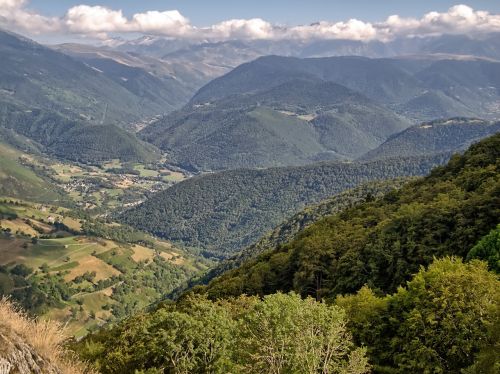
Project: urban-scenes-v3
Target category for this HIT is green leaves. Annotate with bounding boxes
[77,293,369,374]
[237,293,369,374]
[467,224,500,273]
[338,258,500,373]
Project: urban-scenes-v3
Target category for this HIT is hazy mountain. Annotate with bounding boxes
[416,33,500,60]
[191,55,500,119]
[114,33,500,63]
[191,55,424,105]
[54,43,218,110]
[141,78,409,170]
[0,29,191,127]
[141,54,500,171]
[110,34,500,87]
[361,118,500,161]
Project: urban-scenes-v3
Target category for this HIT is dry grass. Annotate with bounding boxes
[131,244,155,262]
[0,297,97,373]
[64,255,120,282]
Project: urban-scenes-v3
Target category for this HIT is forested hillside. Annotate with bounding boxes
[184,178,411,293]
[141,79,409,169]
[201,133,500,299]
[361,118,500,160]
[0,102,159,163]
[75,135,500,373]
[49,124,159,163]
[120,153,450,257]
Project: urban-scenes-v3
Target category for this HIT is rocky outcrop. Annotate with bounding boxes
[0,330,62,374]
[0,298,93,374]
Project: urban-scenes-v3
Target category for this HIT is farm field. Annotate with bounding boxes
[0,141,189,217]
[47,158,187,213]
[0,199,209,337]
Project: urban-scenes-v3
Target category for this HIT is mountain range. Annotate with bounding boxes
[114,33,500,64]
[140,54,500,170]
[0,14,499,374]
[141,78,410,170]
[361,118,500,160]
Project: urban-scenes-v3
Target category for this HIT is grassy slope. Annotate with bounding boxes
[0,142,61,202]
[0,199,208,338]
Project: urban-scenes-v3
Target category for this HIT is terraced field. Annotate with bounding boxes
[0,199,209,337]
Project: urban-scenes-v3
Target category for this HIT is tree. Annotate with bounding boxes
[10,263,33,277]
[237,292,370,374]
[390,258,499,373]
[338,257,500,372]
[467,224,500,273]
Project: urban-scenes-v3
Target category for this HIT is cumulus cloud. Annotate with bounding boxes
[289,19,377,41]
[65,5,127,34]
[376,5,500,40]
[1,2,500,42]
[0,0,59,34]
[131,10,191,35]
[210,18,275,39]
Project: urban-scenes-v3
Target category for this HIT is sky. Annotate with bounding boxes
[26,1,500,26]
[1,1,500,44]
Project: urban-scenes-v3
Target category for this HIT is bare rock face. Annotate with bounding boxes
[0,331,62,374]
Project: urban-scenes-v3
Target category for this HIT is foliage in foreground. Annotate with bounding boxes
[75,293,369,374]
[467,224,500,273]
[337,257,500,373]
[76,257,499,373]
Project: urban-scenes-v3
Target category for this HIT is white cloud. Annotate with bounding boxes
[209,18,275,39]
[131,10,191,35]
[377,5,500,39]
[64,5,128,34]
[1,2,500,42]
[288,19,377,41]
[0,0,59,34]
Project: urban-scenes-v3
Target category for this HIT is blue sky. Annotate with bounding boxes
[28,1,500,26]
[2,1,500,44]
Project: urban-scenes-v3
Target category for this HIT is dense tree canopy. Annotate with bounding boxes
[75,293,369,374]
[337,258,500,373]
[467,224,500,273]
[121,153,449,257]
[201,133,500,299]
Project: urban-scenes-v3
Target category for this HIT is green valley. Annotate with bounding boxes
[74,134,500,374]
[0,198,209,338]
[0,10,500,373]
